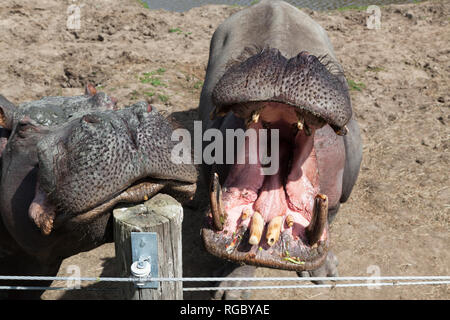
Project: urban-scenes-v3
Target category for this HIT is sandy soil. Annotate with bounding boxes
[0,0,448,300]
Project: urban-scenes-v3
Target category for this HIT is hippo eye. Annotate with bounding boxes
[17,121,37,138]
[18,117,35,129]
[18,122,32,131]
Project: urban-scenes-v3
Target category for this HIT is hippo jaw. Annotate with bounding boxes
[30,102,197,235]
[202,49,351,271]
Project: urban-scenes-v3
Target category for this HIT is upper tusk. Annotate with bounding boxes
[252,111,260,123]
[333,125,348,136]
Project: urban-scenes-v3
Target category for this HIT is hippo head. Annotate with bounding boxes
[0,85,196,260]
[202,48,352,271]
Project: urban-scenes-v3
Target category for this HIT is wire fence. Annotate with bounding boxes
[0,275,449,292]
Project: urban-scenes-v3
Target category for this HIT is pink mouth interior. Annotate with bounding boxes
[218,103,326,248]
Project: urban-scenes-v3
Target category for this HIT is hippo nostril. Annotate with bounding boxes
[82,115,100,124]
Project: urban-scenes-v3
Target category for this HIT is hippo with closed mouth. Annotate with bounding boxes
[0,85,196,298]
[199,0,362,296]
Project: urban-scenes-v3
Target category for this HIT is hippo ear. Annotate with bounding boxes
[0,95,16,130]
[85,83,97,97]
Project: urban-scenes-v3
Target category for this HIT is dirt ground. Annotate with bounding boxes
[0,0,448,300]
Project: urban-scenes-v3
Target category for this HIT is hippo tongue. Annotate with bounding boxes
[29,182,57,236]
[253,141,290,222]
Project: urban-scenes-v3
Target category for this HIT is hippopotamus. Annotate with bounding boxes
[199,0,362,297]
[0,85,197,298]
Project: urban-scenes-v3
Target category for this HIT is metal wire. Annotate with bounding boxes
[183,280,450,291]
[0,275,449,292]
[0,280,448,292]
[0,275,449,282]
[0,286,121,291]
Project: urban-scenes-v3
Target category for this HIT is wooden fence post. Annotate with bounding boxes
[113,193,183,300]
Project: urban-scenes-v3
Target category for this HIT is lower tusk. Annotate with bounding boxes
[29,182,56,236]
[306,194,328,246]
[266,216,282,246]
[249,211,264,245]
[209,172,226,231]
[285,214,294,228]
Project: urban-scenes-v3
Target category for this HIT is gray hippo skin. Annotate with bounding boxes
[199,0,362,298]
[0,85,197,299]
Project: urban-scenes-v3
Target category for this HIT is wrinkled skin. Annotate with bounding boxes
[0,85,197,299]
[199,0,362,298]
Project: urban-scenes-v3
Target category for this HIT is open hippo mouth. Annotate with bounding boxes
[202,48,351,271]
[29,102,197,235]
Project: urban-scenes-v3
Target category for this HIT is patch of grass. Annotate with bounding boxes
[250,0,260,5]
[139,69,167,87]
[96,84,105,90]
[169,28,192,36]
[158,94,169,103]
[149,78,166,87]
[347,79,366,92]
[193,80,203,90]
[130,90,139,100]
[336,5,368,11]
[143,90,155,97]
[136,0,149,9]
[169,27,183,34]
[142,68,166,77]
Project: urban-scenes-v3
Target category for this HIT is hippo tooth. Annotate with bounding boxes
[334,125,348,136]
[249,211,264,245]
[209,172,226,231]
[306,194,328,246]
[241,207,251,220]
[285,214,294,228]
[266,216,283,246]
[210,107,227,120]
[252,111,260,123]
[296,113,304,131]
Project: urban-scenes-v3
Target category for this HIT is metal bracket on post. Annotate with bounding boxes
[130,232,159,289]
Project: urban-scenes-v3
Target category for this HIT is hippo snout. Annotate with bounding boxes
[35,101,197,230]
[0,89,196,248]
